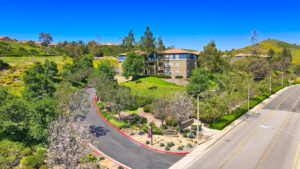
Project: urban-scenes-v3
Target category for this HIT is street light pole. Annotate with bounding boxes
[270,71,272,95]
[197,93,199,145]
[248,78,250,111]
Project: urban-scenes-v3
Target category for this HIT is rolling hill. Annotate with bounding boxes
[0,41,60,56]
[231,39,300,68]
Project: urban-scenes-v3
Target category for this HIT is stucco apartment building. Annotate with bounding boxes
[118,48,199,78]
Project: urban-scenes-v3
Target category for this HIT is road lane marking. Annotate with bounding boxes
[291,141,300,169]
[254,95,300,169]
[291,94,300,112]
[254,111,291,169]
[218,87,298,169]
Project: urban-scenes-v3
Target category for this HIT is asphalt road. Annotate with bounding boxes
[84,87,185,169]
[187,84,300,169]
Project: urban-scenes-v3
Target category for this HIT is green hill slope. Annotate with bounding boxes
[232,39,300,68]
[232,39,300,57]
[0,41,60,56]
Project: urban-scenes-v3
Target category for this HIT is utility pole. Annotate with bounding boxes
[197,94,199,145]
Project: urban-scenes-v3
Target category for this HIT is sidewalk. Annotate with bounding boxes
[169,85,294,169]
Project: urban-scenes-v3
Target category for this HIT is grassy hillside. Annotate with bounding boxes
[0,41,60,56]
[231,39,300,68]
[232,39,300,57]
[120,77,185,99]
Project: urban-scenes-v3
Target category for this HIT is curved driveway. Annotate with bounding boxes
[84,87,185,169]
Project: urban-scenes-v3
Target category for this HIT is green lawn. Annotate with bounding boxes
[120,77,185,99]
[0,41,59,57]
[0,56,66,65]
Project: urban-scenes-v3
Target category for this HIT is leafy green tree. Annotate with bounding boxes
[96,60,116,80]
[29,98,58,141]
[39,32,53,46]
[281,47,292,59]
[187,68,212,96]
[198,41,228,73]
[23,62,56,99]
[122,51,145,79]
[156,36,165,52]
[44,59,58,80]
[122,29,135,51]
[268,49,275,57]
[0,95,30,141]
[248,57,270,78]
[111,86,134,120]
[139,27,156,53]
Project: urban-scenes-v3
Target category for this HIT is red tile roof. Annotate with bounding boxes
[163,48,200,55]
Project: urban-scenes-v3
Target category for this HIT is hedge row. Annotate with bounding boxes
[150,74,172,79]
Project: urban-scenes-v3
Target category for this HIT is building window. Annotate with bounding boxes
[169,70,172,75]
[176,70,179,75]
[191,54,194,60]
[172,54,176,59]
[164,62,173,67]
[179,54,187,59]
[176,62,179,67]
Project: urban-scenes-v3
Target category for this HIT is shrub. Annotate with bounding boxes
[0,140,24,169]
[33,144,47,155]
[136,96,153,107]
[165,146,170,151]
[191,124,202,131]
[141,123,149,133]
[118,166,124,169]
[22,148,33,156]
[187,143,193,148]
[167,142,175,147]
[148,86,158,90]
[166,118,177,127]
[99,156,105,161]
[20,154,45,168]
[177,146,183,150]
[130,132,135,136]
[146,141,150,145]
[0,60,9,70]
[138,130,145,135]
[141,117,148,124]
[161,125,167,129]
[150,74,171,79]
[183,129,190,134]
[175,75,183,79]
[143,105,153,113]
[79,154,97,163]
[39,165,50,169]
[187,132,195,139]
[160,143,165,147]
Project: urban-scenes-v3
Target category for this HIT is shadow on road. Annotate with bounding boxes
[90,125,110,137]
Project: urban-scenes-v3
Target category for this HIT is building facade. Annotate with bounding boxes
[118,48,199,78]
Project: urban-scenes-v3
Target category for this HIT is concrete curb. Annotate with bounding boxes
[86,142,132,169]
[93,95,189,155]
[169,85,295,169]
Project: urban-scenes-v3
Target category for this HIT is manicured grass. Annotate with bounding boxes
[0,56,67,65]
[120,77,185,99]
[126,109,139,114]
[108,118,131,129]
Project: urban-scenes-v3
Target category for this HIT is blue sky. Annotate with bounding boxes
[1,0,300,51]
